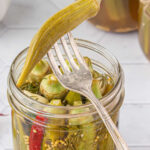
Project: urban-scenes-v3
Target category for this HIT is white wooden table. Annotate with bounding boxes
[0,0,150,149]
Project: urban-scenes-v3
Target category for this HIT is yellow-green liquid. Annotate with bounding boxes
[11,74,120,150]
[12,110,119,150]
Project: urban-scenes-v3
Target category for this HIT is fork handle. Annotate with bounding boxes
[83,88,129,150]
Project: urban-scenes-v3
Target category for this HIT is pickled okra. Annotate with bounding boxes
[78,123,96,150]
[20,82,40,94]
[61,57,94,73]
[65,91,82,105]
[17,0,100,87]
[27,59,51,83]
[69,101,96,150]
[42,100,65,149]
[92,79,103,99]
[23,90,49,104]
[40,74,68,100]
[17,57,115,149]
[10,0,120,149]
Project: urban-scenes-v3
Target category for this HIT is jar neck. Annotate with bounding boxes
[7,39,124,120]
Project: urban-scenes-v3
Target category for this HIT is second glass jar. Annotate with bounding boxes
[90,0,139,32]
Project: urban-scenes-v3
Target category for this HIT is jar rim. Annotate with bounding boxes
[8,38,124,118]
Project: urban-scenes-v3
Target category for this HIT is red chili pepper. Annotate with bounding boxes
[0,113,8,116]
[29,115,47,150]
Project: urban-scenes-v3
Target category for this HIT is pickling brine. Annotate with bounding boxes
[89,0,139,32]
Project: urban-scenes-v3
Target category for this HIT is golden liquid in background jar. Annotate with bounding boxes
[139,3,150,60]
[89,0,139,32]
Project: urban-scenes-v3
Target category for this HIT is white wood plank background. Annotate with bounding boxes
[0,0,150,149]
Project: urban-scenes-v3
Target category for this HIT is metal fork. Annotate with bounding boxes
[47,32,129,150]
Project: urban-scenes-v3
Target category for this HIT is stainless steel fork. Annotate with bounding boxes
[47,32,129,150]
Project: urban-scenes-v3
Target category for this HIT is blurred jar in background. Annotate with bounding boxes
[0,0,11,21]
[89,0,139,32]
[139,2,150,60]
[139,0,150,23]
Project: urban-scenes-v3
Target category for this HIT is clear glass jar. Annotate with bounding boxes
[89,0,139,32]
[7,39,125,150]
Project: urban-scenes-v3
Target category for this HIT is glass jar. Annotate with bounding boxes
[139,0,150,24]
[7,39,125,150]
[89,0,139,32]
[139,2,150,60]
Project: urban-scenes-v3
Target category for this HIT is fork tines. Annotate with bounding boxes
[47,32,88,75]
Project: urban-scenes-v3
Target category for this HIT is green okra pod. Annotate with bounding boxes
[65,91,82,105]
[78,123,96,150]
[27,59,51,83]
[23,90,49,104]
[40,74,68,100]
[42,99,65,149]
